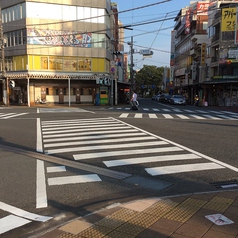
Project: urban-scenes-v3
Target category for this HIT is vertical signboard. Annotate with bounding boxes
[170,30,176,83]
[221,8,236,32]
[201,43,206,66]
[185,9,191,34]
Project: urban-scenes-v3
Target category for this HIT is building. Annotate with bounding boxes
[172,0,238,107]
[0,0,129,106]
[206,0,238,106]
[172,1,209,105]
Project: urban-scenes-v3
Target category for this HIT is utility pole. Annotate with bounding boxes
[0,7,7,106]
[130,36,134,90]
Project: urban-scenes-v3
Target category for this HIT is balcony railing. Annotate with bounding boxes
[211,56,218,63]
[211,34,219,43]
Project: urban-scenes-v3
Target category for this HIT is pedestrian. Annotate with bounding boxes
[194,94,199,106]
[130,90,138,110]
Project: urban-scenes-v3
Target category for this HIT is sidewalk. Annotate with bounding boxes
[39,190,238,238]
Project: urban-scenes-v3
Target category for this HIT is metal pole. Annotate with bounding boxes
[115,64,117,106]
[110,75,113,106]
[68,78,71,107]
[27,77,30,107]
[0,8,7,106]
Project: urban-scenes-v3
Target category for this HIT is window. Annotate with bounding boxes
[63,88,66,95]
[46,88,49,95]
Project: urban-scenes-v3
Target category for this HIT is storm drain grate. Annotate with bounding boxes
[210,180,238,189]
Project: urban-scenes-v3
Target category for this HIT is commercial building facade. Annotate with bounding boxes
[171,0,238,107]
[0,0,129,106]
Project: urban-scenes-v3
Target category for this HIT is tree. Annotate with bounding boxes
[134,65,164,97]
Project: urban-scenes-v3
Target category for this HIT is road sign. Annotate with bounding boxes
[110,67,115,73]
[139,49,153,56]
[9,80,15,88]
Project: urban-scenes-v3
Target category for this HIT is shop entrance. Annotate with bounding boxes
[59,87,64,104]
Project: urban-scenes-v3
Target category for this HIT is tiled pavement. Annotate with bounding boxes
[39,190,238,238]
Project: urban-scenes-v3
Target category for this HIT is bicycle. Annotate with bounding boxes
[35,96,50,106]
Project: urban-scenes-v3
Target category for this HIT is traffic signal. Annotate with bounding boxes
[9,80,15,88]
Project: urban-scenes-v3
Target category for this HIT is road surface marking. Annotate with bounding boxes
[104,154,202,167]
[36,159,48,208]
[43,132,145,142]
[48,174,101,185]
[190,115,205,119]
[46,141,168,154]
[0,202,52,222]
[203,115,222,120]
[149,114,157,118]
[176,114,189,119]
[47,166,66,173]
[44,136,155,148]
[195,110,208,113]
[1,113,28,119]
[43,128,138,138]
[0,215,31,234]
[134,113,143,118]
[73,147,183,160]
[162,114,173,119]
[42,125,130,135]
[119,113,129,118]
[145,162,225,176]
[112,117,238,173]
[217,115,237,120]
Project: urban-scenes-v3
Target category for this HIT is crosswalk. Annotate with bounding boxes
[119,112,238,120]
[38,108,92,113]
[40,117,237,178]
[109,107,238,114]
[0,112,28,119]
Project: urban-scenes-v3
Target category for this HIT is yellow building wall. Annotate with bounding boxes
[14,56,27,70]
[25,55,107,72]
[28,55,42,70]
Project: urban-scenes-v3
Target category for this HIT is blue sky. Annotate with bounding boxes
[116,0,193,69]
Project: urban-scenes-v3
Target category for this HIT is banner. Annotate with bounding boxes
[27,28,92,47]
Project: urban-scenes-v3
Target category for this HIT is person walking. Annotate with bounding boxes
[194,95,199,106]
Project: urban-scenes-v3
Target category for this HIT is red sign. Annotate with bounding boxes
[185,9,191,35]
[197,2,210,15]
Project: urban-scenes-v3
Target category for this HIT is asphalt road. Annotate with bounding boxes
[0,99,238,237]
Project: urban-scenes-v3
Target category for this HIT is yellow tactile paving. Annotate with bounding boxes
[105,208,139,221]
[56,232,75,238]
[203,196,234,212]
[164,198,207,222]
[103,230,135,238]
[114,213,158,236]
[76,224,112,238]
[142,199,178,218]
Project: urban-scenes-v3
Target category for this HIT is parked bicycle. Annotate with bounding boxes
[35,96,50,105]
